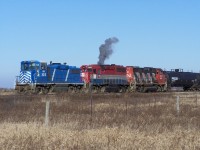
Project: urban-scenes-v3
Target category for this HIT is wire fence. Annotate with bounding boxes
[0,92,199,128]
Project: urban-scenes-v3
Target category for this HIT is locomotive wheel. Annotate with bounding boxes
[32,87,41,94]
[128,86,135,93]
[42,88,49,94]
[139,86,145,92]
[68,87,75,93]
[48,85,55,93]
[75,87,81,93]
[96,87,101,93]
[91,86,97,93]
[83,88,89,93]
[100,86,106,93]
[36,87,41,93]
[142,87,147,92]
[156,86,162,92]
[74,87,82,93]
[119,87,126,93]
[17,87,24,94]
[21,87,29,94]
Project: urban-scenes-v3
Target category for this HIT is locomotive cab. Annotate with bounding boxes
[15,60,48,93]
[17,61,42,84]
[155,69,167,85]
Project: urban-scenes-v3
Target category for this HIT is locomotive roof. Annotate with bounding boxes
[82,64,125,67]
[48,63,77,69]
[21,60,41,63]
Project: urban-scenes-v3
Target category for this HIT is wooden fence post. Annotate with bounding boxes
[89,83,93,123]
[126,99,128,116]
[176,96,180,116]
[45,100,50,127]
[196,93,198,107]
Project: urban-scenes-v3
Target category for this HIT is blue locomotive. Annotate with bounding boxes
[15,60,84,94]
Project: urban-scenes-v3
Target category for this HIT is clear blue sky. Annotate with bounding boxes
[0,0,200,88]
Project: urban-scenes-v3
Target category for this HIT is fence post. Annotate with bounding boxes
[149,98,150,107]
[126,99,128,116]
[45,100,50,127]
[196,93,198,107]
[89,83,93,122]
[176,96,180,116]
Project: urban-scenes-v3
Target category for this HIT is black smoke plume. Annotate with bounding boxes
[97,37,119,65]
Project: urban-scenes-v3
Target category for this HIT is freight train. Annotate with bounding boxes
[15,60,200,94]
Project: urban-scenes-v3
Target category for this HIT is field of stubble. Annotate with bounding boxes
[0,91,200,149]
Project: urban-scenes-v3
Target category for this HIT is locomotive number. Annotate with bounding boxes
[42,73,46,76]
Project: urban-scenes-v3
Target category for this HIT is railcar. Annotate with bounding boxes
[15,60,84,94]
[165,69,200,91]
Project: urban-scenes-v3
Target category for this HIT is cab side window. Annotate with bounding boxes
[93,69,96,74]
[41,63,47,70]
[98,70,101,74]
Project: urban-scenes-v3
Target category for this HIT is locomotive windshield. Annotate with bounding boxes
[21,62,40,71]
[41,62,47,70]
[87,69,93,72]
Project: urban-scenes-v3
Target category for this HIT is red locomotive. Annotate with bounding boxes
[80,64,128,92]
[126,66,167,92]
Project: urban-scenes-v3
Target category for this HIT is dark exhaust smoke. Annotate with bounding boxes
[97,37,119,65]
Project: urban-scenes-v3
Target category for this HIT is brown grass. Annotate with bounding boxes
[0,92,200,149]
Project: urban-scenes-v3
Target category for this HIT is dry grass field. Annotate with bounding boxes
[0,92,200,149]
